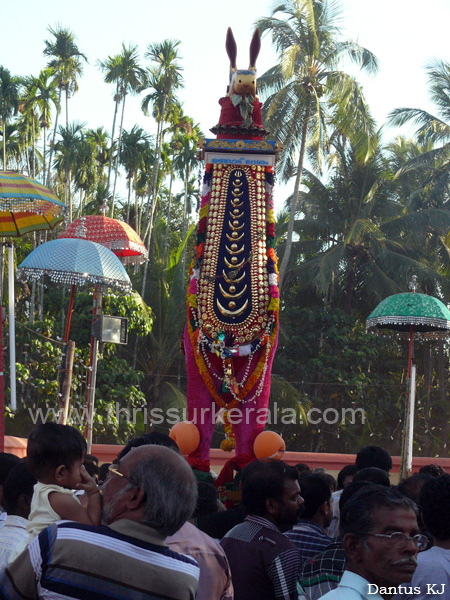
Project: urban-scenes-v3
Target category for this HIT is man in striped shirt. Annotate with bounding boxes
[221,459,305,600]
[285,474,333,564]
[0,445,200,600]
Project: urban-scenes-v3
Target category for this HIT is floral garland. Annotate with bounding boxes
[187,164,279,412]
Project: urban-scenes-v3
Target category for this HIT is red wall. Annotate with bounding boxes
[6,436,450,473]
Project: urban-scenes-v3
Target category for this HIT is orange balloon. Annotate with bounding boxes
[253,431,286,460]
[169,421,200,456]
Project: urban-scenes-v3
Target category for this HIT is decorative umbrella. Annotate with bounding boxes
[57,211,147,442]
[58,214,148,265]
[18,238,132,450]
[0,171,65,449]
[17,238,132,291]
[366,276,450,476]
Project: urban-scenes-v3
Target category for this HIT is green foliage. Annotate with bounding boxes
[273,305,404,453]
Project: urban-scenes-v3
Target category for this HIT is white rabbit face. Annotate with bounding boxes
[233,70,257,96]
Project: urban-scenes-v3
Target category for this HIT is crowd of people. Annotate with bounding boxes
[0,425,447,600]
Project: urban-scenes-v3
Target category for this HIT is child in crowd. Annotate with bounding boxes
[8,422,101,562]
[25,422,102,537]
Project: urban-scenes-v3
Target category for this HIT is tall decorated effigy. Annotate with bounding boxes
[183,28,281,476]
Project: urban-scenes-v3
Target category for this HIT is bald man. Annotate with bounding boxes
[0,445,200,600]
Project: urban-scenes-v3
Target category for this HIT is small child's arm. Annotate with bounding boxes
[49,467,101,525]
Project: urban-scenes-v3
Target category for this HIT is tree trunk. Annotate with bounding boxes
[111,93,127,215]
[181,166,191,278]
[58,340,75,425]
[344,256,356,315]
[1,118,5,170]
[126,176,132,223]
[278,101,312,290]
[25,132,31,175]
[107,87,120,212]
[65,86,69,129]
[47,86,62,186]
[143,98,166,237]
[164,159,175,252]
[32,116,36,178]
[42,125,47,184]
[29,233,37,324]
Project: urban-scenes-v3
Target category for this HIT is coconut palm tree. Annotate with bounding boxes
[288,137,450,315]
[255,0,379,290]
[85,126,110,183]
[19,75,42,177]
[72,132,99,214]
[173,123,202,279]
[33,68,58,183]
[43,25,87,186]
[119,125,152,227]
[103,44,147,215]
[384,136,450,277]
[53,121,85,220]
[0,66,20,169]
[141,40,184,234]
[98,45,146,208]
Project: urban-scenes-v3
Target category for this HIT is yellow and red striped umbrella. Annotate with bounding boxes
[0,171,65,236]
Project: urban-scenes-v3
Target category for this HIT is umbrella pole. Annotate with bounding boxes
[58,284,76,424]
[64,285,76,344]
[405,362,417,476]
[8,244,16,411]
[85,289,102,453]
[401,326,415,478]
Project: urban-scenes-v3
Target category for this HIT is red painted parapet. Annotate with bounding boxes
[5,436,123,463]
[5,437,450,475]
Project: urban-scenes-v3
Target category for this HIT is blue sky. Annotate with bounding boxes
[2,0,450,206]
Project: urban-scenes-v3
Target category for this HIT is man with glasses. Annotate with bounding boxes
[0,445,200,600]
[319,486,428,600]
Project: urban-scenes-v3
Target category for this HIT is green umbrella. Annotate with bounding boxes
[366,292,450,333]
[366,278,450,477]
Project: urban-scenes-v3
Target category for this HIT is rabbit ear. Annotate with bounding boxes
[249,29,261,69]
[226,27,237,72]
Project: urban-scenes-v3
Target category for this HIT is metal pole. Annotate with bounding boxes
[8,244,16,411]
[405,363,416,476]
[86,290,102,453]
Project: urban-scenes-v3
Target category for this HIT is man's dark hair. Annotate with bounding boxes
[295,463,311,474]
[322,473,337,492]
[27,422,86,479]
[419,474,450,540]
[353,467,390,487]
[340,485,417,537]
[298,473,332,518]
[339,481,379,513]
[83,455,99,478]
[419,464,446,478]
[337,465,357,490]
[3,461,37,513]
[241,460,298,516]
[355,446,392,472]
[98,462,111,484]
[397,473,432,504]
[193,481,218,519]
[0,453,21,486]
[117,432,180,460]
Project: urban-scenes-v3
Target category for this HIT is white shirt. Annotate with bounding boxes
[0,515,28,569]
